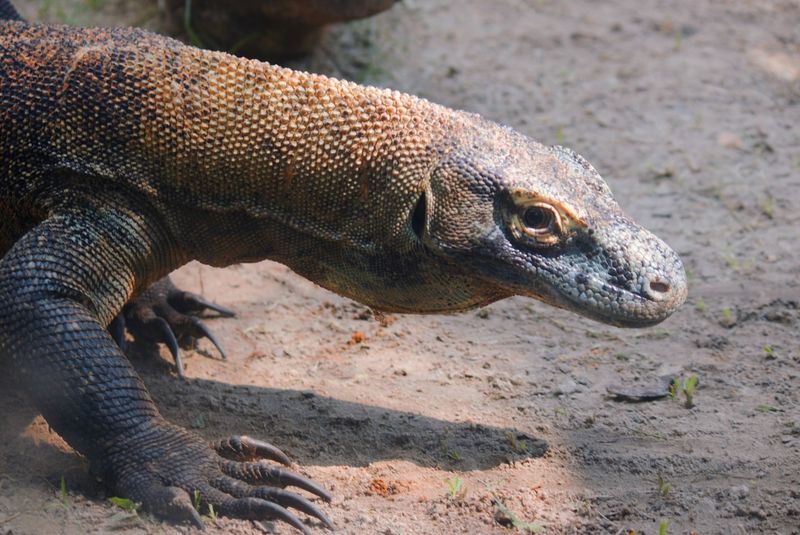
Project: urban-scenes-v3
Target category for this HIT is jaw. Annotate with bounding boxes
[511,279,686,327]
[508,256,689,327]
[556,286,687,327]
[462,236,689,328]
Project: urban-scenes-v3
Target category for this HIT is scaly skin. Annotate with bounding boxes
[0,2,687,532]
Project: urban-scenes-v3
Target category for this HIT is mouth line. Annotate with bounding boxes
[578,269,685,305]
[585,274,648,304]
[463,250,683,326]
[555,271,680,326]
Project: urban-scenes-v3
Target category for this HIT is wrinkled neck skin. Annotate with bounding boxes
[5,21,686,324]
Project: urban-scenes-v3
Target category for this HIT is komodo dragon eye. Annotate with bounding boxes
[517,203,563,245]
[523,206,554,231]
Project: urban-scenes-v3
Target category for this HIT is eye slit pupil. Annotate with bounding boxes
[523,207,551,230]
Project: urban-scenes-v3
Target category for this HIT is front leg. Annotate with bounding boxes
[0,197,332,532]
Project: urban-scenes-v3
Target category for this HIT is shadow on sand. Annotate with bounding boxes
[0,355,546,494]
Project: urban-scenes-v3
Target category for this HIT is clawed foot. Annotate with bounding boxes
[111,277,235,376]
[108,425,334,533]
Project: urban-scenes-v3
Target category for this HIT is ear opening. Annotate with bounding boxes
[411,190,428,240]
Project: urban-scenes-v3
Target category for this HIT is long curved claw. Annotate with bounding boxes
[156,486,204,529]
[213,435,292,466]
[193,296,236,318]
[153,317,184,377]
[251,487,336,531]
[192,319,227,361]
[170,291,236,318]
[226,498,311,535]
[223,461,333,502]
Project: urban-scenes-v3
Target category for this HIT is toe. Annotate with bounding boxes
[116,474,202,528]
[135,299,227,362]
[249,487,336,530]
[221,497,311,534]
[152,486,204,528]
[210,475,335,530]
[199,483,312,534]
[221,460,333,502]
[213,435,291,465]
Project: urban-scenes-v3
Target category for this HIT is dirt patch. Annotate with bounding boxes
[2,1,799,534]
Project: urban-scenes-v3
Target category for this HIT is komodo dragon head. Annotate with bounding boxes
[292,108,687,328]
[390,113,688,327]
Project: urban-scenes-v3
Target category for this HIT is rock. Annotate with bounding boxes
[717,131,743,150]
[730,484,749,499]
[555,378,579,395]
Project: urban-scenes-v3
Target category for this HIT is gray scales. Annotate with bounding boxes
[0,1,686,532]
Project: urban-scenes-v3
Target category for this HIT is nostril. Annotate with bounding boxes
[649,280,671,294]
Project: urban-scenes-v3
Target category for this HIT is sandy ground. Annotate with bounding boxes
[2,1,800,534]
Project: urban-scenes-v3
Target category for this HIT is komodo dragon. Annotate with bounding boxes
[0,1,687,532]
